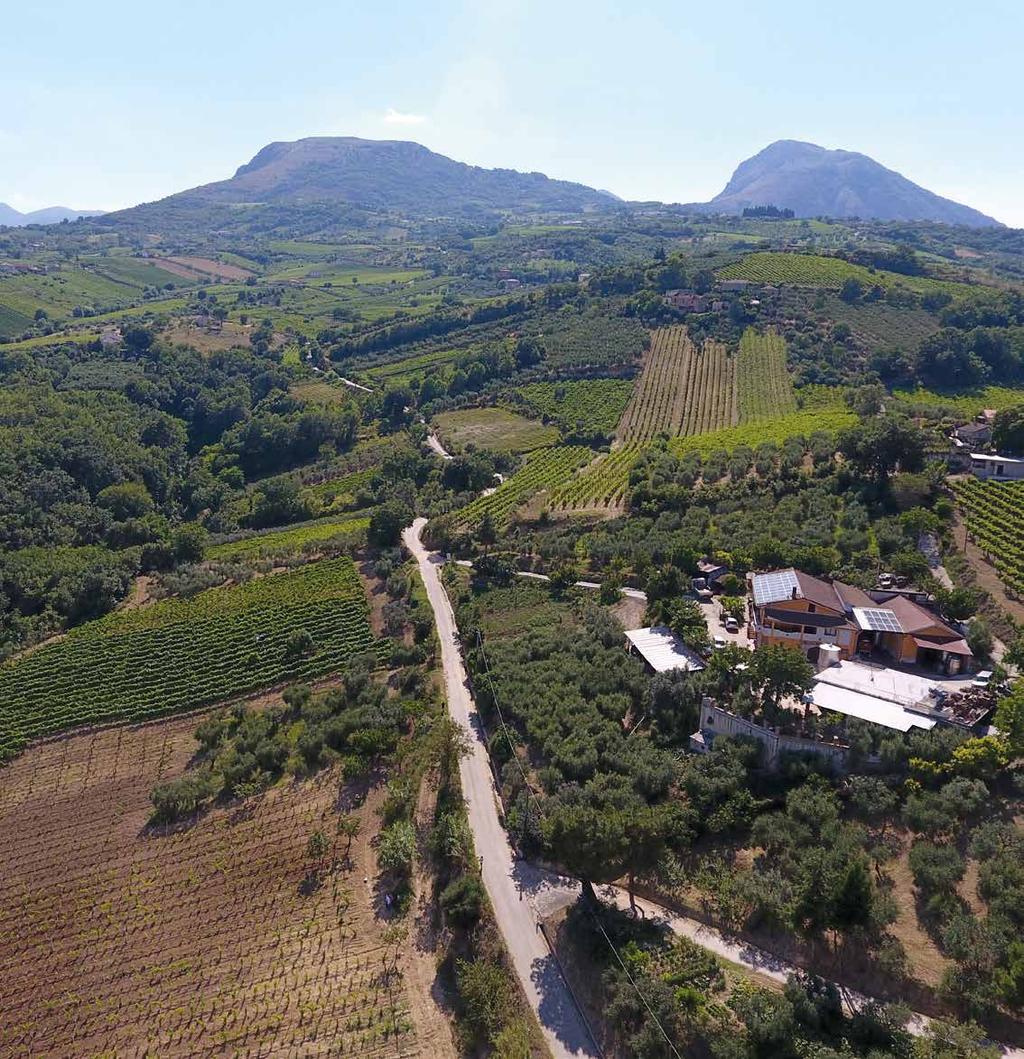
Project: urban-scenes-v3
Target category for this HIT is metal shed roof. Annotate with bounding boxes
[625,626,705,673]
[812,682,936,732]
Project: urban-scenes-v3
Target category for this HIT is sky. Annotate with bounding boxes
[3,0,1023,225]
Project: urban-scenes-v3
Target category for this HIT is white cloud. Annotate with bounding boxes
[382,107,427,126]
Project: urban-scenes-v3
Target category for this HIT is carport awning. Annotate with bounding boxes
[913,637,972,656]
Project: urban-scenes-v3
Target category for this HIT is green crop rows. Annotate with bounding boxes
[737,328,796,421]
[0,557,376,761]
[550,445,645,510]
[893,386,1024,417]
[206,515,370,561]
[513,378,634,436]
[718,252,971,296]
[455,446,592,527]
[953,478,1024,596]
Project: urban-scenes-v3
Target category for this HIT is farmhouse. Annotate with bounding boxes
[969,452,1024,480]
[950,421,992,450]
[749,568,972,674]
[625,626,705,673]
[663,289,707,313]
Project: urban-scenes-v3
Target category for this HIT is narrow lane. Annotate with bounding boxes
[402,518,599,1059]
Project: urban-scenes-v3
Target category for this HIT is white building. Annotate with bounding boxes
[969,453,1024,480]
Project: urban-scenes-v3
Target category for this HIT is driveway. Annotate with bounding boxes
[699,595,752,650]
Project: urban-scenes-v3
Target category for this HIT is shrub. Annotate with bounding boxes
[377,819,416,876]
[440,872,485,927]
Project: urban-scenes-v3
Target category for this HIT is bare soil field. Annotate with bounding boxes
[161,256,255,281]
[0,713,454,1058]
[164,319,255,352]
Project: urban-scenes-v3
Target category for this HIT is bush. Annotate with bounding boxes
[440,872,485,927]
[149,768,220,823]
[909,841,965,896]
[377,819,416,876]
[456,958,514,1044]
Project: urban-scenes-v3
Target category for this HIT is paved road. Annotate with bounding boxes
[403,518,599,1059]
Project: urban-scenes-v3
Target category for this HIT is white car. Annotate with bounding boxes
[972,670,994,689]
[724,616,740,634]
[713,636,728,650]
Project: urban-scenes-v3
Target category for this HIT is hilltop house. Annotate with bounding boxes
[749,568,972,674]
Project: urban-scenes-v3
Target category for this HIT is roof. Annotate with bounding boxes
[625,626,705,673]
[971,452,1024,464]
[814,659,939,709]
[751,568,848,613]
[764,607,847,628]
[883,594,957,637]
[853,607,904,633]
[914,636,973,656]
[832,580,876,609]
[812,682,936,733]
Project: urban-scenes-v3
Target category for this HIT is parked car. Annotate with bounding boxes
[725,616,740,634]
[972,670,994,689]
[713,635,727,650]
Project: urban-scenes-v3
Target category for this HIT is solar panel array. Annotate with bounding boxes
[752,569,799,607]
[854,607,904,633]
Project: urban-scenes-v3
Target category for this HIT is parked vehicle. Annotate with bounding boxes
[725,616,740,633]
[713,636,727,650]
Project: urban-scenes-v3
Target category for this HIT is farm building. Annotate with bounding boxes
[950,421,992,450]
[664,289,707,313]
[969,453,1024,480]
[625,626,705,673]
[749,568,972,674]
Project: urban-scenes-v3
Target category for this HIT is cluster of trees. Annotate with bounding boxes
[150,654,408,822]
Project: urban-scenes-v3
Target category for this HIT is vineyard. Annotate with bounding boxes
[550,445,644,511]
[0,720,438,1057]
[717,252,972,297]
[616,327,737,443]
[205,515,370,561]
[512,378,634,436]
[0,558,376,762]
[737,328,797,421]
[669,405,857,458]
[953,478,1024,596]
[454,446,592,527]
[893,385,1024,417]
[532,310,648,371]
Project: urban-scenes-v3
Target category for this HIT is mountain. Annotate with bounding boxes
[0,203,105,227]
[703,140,1001,227]
[103,137,617,230]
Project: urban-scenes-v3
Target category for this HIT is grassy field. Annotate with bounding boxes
[616,327,737,442]
[0,558,375,761]
[512,378,634,436]
[433,407,559,453]
[290,379,354,405]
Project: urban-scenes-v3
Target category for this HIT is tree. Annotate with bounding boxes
[966,618,993,662]
[377,819,415,877]
[172,522,208,563]
[541,801,632,903]
[935,588,979,623]
[476,511,497,554]
[995,681,1024,754]
[992,405,1024,455]
[369,499,413,547]
[306,828,329,870]
[839,278,863,303]
[750,645,814,712]
[838,417,927,481]
[336,813,361,862]
[284,628,315,661]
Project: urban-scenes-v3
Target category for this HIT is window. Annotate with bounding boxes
[997,465,1006,476]
[807,603,816,613]
[803,625,817,634]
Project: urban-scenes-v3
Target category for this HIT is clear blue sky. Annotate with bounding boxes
[4,0,1022,225]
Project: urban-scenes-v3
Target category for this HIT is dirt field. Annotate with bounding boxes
[163,319,256,352]
[160,256,255,282]
[0,713,455,1058]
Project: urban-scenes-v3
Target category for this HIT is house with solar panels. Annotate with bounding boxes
[749,568,973,675]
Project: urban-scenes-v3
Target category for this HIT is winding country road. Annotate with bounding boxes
[403,518,600,1059]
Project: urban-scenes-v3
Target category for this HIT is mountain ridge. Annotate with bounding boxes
[704,140,1001,227]
[0,203,105,227]
[93,135,1003,231]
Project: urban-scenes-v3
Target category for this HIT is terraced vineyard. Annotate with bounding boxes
[513,378,634,436]
[616,327,737,443]
[0,558,376,761]
[206,515,370,561]
[893,385,1024,416]
[953,478,1024,596]
[737,328,797,421]
[455,446,592,527]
